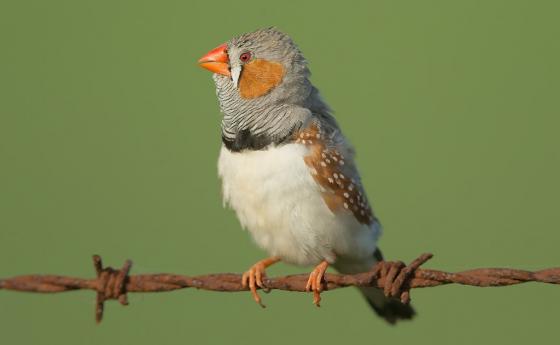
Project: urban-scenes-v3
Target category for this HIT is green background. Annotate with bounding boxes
[1,0,558,344]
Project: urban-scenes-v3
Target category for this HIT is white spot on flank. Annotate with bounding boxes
[328,177,334,183]
[326,159,331,164]
[332,156,338,162]
[333,173,338,179]
[316,134,320,139]
[348,184,354,191]
[320,161,327,167]
[343,192,349,198]
[343,202,349,209]
[339,160,345,165]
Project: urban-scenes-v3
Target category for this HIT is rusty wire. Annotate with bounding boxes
[1,253,559,323]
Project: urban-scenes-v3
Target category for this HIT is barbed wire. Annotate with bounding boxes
[1,253,559,323]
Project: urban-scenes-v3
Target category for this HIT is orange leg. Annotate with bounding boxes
[241,256,281,307]
[305,260,329,307]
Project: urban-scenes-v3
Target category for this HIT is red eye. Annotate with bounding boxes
[239,52,252,62]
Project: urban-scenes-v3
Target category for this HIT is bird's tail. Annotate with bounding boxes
[357,286,415,324]
[334,249,416,325]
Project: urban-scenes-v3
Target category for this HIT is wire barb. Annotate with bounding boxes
[1,253,559,323]
[93,255,132,323]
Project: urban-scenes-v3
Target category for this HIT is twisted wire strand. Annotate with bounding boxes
[1,253,559,323]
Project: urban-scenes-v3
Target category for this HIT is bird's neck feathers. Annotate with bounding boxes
[215,68,333,152]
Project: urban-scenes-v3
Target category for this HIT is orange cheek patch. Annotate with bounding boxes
[239,59,285,99]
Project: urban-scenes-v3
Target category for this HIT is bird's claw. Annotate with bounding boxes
[242,264,268,308]
[305,260,329,307]
[241,257,280,308]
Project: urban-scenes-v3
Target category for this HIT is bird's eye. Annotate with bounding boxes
[239,52,252,63]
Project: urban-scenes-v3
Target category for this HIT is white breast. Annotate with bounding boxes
[218,144,380,267]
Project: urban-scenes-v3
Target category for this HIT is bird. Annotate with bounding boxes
[197,27,415,324]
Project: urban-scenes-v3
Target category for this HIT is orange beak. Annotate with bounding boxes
[198,43,231,76]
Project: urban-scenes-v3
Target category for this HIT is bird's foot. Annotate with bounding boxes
[305,260,329,307]
[241,257,281,308]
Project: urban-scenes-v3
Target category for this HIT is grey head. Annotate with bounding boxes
[199,27,336,152]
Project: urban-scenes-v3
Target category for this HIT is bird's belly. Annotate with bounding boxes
[218,144,378,266]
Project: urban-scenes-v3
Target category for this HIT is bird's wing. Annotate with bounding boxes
[294,120,377,225]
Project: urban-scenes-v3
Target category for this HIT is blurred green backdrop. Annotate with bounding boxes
[1,0,559,344]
